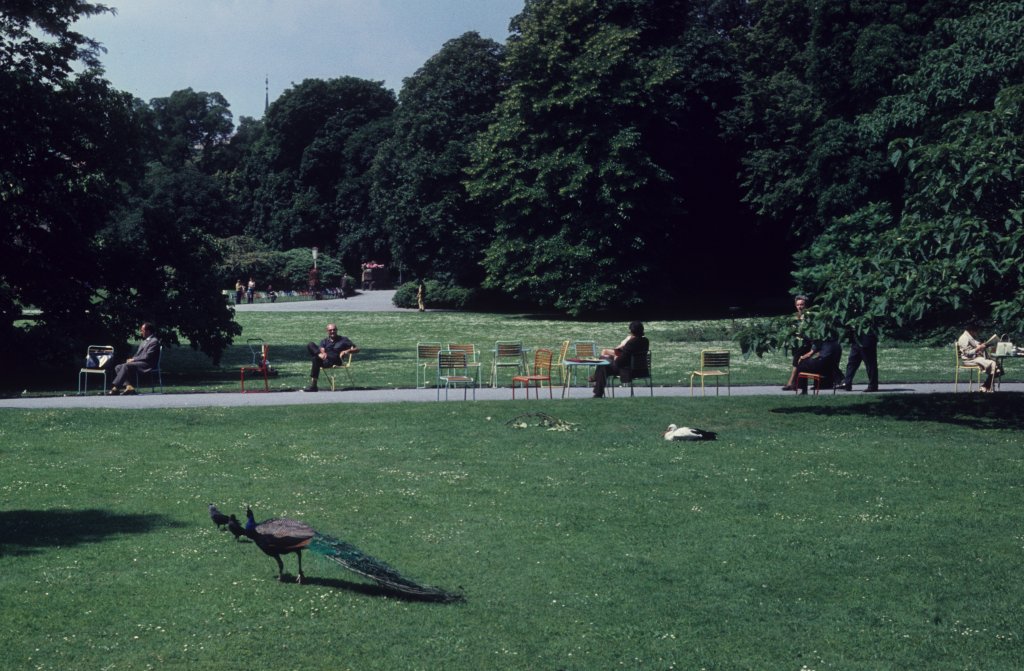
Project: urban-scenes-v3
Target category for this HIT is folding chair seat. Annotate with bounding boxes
[689,349,731,397]
[447,343,482,381]
[610,351,653,397]
[416,342,442,388]
[323,352,355,391]
[512,348,554,399]
[490,341,525,387]
[240,339,270,392]
[953,342,982,392]
[437,350,476,400]
[78,345,114,395]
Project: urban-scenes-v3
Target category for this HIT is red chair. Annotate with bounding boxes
[512,348,554,399]
[240,339,270,392]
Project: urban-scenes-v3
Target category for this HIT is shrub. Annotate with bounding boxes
[393,279,475,310]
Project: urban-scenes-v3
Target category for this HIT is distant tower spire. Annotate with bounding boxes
[264,75,269,114]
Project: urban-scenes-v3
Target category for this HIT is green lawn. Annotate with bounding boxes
[22,311,961,395]
[2,395,1022,669]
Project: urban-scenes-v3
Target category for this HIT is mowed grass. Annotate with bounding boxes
[2,394,1023,670]
[32,310,961,396]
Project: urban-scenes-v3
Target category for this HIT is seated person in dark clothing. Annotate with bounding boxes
[109,322,160,395]
[593,321,649,398]
[302,323,359,392]
[795,338,843,394]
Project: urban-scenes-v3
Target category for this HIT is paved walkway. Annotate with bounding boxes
[232,289,413,313]
[6,291,1018,408]
[2,382,1019,409]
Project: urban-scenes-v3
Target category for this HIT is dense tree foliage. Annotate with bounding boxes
[240,77,396,269]
[7,0,1024,377]
[466,0,760,315]
[793,1,1024,337]
[370,32,506,285]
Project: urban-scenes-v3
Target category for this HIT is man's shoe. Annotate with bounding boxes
[592,393,603,398]
[838,383,853,391]
[862,386,879,392]
[302,385,318,392]
[121,385,137,395]
[108,386,121,395]
[781,385,796,391]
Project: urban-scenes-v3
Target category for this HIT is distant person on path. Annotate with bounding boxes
[839,329,879,392]
[417,280,426,312]
[308,266,320,299]
[592,321,649,398]
[246,277,256,304]
[782,295,812,391]
[340,275,349,299]
[957,326,1002,393]
[235,279,244,305]
[302,323,359,392]
[109,322,160,395]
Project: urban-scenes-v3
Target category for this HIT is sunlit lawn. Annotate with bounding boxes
[2,394,1022,669]
[18,310,961,395]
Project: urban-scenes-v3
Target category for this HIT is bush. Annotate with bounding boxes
[393,279,475,310]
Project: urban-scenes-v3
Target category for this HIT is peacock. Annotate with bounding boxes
[209,503,230,530]
[664,424,717,441]
[240,507,462,602]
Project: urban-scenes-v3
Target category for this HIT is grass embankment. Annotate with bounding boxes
[2,395,1022,669]
[22,311,960,395]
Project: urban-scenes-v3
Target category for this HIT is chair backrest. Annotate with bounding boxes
[247,338,265,366]
[447,343,478,361]
[83,345,115,370]
[418,342,442,361]
[438,350,469,371]
[532,348,553,375]
[495,341,523,358]
[556,340,571,365]
[574,342,597,358]
[631,351,652,378]
[701,350,730,370]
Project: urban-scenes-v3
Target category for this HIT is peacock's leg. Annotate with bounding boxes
[296,551,304,584]
[273,555,285,581]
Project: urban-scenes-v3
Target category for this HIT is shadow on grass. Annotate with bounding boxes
[770,392,1024,431]
[0,509,185,557]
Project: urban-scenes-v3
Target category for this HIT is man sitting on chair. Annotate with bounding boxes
[303,323,359,392]
[109,322,160,395]
[592,321,649,398]
[957,326,1002,393]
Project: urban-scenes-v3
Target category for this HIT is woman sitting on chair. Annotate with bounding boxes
[592,321,649,398]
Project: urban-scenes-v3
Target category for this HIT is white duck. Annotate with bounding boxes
[664,424,717,441]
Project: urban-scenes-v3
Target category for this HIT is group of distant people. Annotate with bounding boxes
[781,295,879,395]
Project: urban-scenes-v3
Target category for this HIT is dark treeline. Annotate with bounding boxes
[4,0,1023,366]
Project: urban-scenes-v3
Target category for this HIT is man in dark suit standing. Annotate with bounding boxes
[109,322,160,395]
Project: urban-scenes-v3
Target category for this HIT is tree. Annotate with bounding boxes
[148,88,235,172]
[724,0,974,242]
[370,32,506,285]
[466,0,750,315]
[1,2,145,362]
[792,2,1024,337]
[242,77,397,260]
[104,164,241,363]
[1,2,242,369]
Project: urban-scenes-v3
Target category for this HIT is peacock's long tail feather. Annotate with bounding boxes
[309,532,462,602]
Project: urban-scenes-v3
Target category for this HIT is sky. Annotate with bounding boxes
[75,0,525,122]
